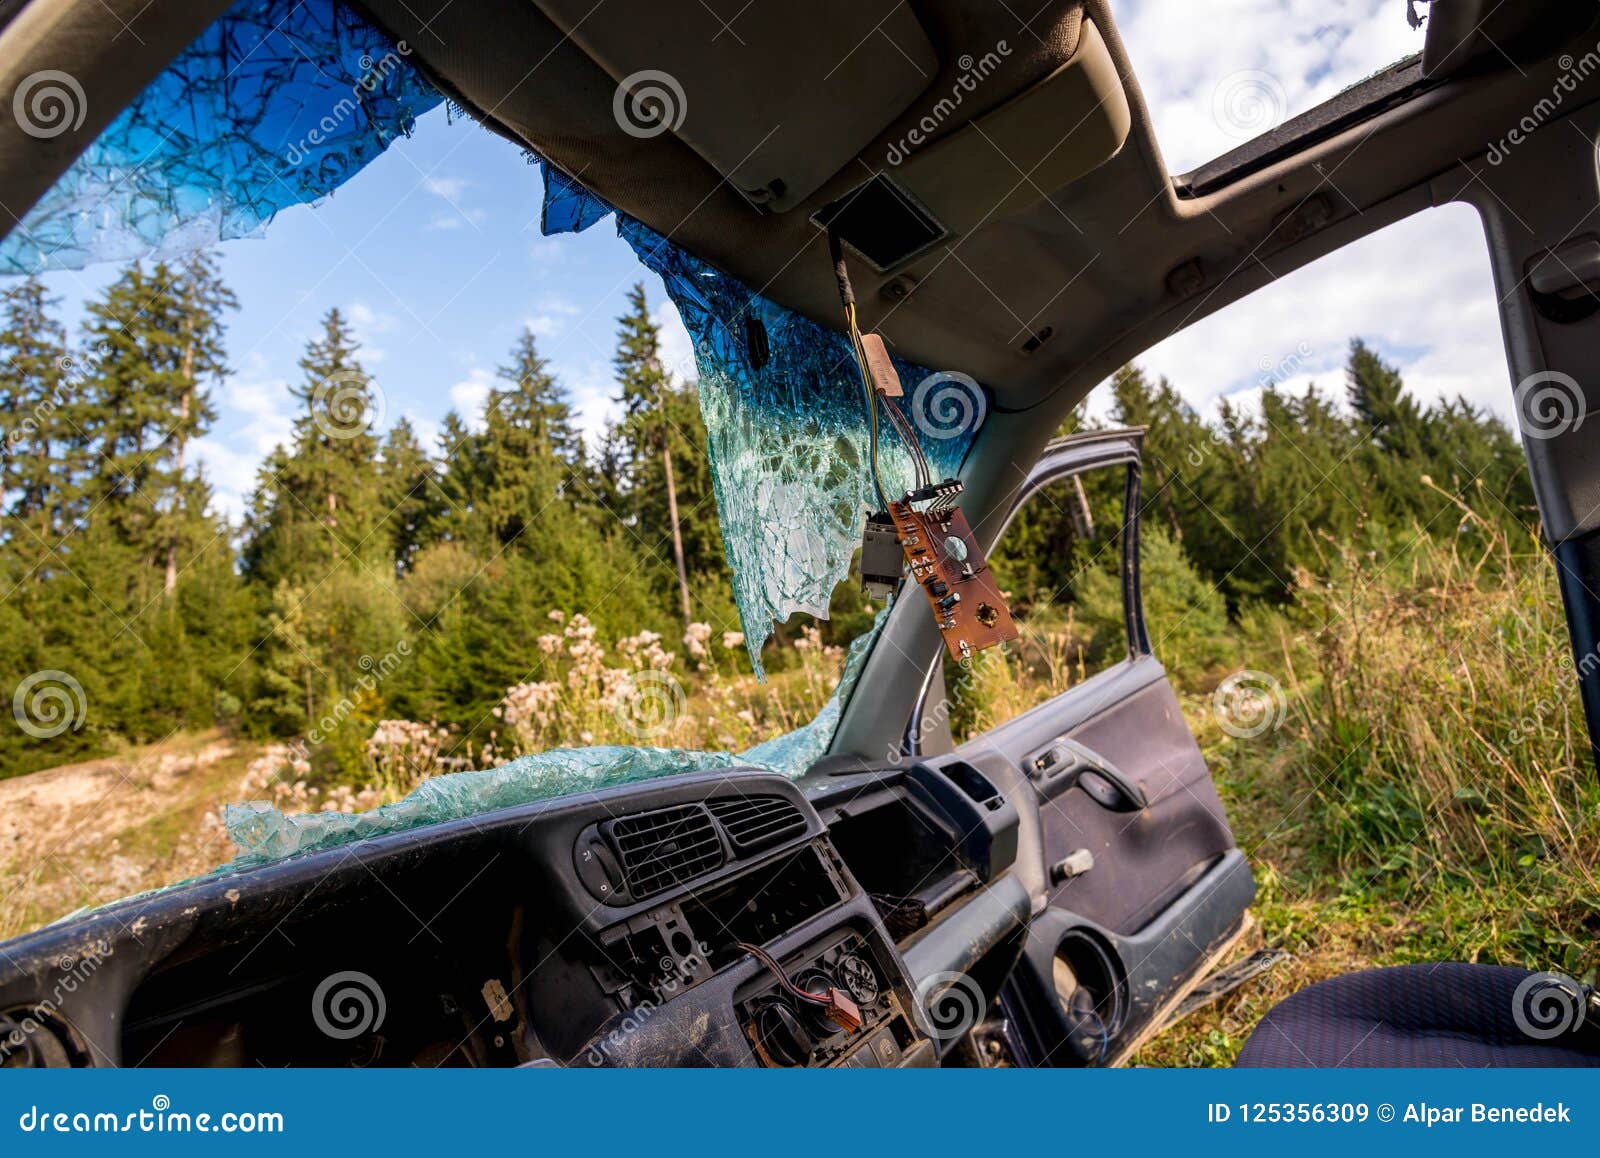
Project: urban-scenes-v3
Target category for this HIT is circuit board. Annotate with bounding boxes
[887,485,1018,662]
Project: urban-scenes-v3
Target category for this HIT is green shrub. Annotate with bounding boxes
[1077,524,1232,686]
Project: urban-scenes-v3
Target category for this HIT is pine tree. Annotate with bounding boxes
[614,283,694,623]
[80,262,188,574]
[291,307,382,521]
[473,328,580,547]
[0,277,72,545]
[379,418,437,575]
[244,308,388,585]
[1111,364,1219,542]
[496,326,581,467]
[1347,338,1427,460]
[0,260,250,772]
[161,251,236,595]
[430,409,481,546]
[75,259,234,602]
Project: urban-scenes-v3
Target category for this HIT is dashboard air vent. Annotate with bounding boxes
[606,805,724,899]
[0,1009,75,1067]
[708,795,807,853]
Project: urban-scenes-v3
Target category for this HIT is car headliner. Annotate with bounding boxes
[0,0,1587,420]
[338,0,1593,417]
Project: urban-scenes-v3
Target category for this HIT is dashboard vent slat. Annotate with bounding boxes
[606,805,724,899]
[708,795,807,853]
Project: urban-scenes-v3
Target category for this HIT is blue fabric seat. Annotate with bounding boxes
[1236,963,1600,1067]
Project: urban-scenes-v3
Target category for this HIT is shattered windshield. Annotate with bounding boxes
[0,0,981,929]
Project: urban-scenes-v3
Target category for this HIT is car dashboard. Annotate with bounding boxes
[0,759,1027,1069]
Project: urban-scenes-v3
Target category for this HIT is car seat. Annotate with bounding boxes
[1235,963,1600,1067]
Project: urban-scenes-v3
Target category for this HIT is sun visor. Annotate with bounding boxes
[815,20,1129,270]
[529,0,937,212]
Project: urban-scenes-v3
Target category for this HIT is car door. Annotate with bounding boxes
[907,428,1255,1065]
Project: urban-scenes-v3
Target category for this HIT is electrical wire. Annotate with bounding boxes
[844,300,892,512]
[737,941,831,1006]
[850,309,932,492]
[829,231,932,509]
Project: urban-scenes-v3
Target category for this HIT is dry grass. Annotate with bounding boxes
[0,730,248,940]
[1135,523,1600,1065]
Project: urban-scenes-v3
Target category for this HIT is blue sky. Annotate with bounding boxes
[37,108,697,521]
[33,0,1505,524]
[1105,1,1507,430]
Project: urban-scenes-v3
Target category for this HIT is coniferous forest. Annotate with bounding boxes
[0,256,1535,786]
[0,266,736,778]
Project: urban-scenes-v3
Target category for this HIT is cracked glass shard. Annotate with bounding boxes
[541,164,981,673]
[214,599,890,867]
[0,0,442,275]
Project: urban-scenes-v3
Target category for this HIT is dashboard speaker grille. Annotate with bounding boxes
[708,795,807,853]
[607,805,724,899]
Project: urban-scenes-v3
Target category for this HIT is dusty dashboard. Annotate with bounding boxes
[0,765,1019,1069]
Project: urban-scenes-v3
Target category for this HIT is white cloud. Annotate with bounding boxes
[655,298,697,385]
[196,357,299,521]
[1119,0,1426,173]
[526,296,580,339]
[427,207,487,231]
[346,301,398,365]
[529,236,567,267]
[347,301,396,333]
[404,409,442,456]
[449,367,494,430]
[1099,4,1508,429]
[419,174,487,231]
[422,175,468,201]
[192,438,257,524]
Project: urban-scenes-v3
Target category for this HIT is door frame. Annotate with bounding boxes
[902,426,1150,758]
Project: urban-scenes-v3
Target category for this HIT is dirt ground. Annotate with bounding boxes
[0,732,249,940]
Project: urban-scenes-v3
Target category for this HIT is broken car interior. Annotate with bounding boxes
[2,0,1600,1071]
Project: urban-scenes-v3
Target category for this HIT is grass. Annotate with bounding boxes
[0,730,252,940]
[1132,520,1600,1065]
